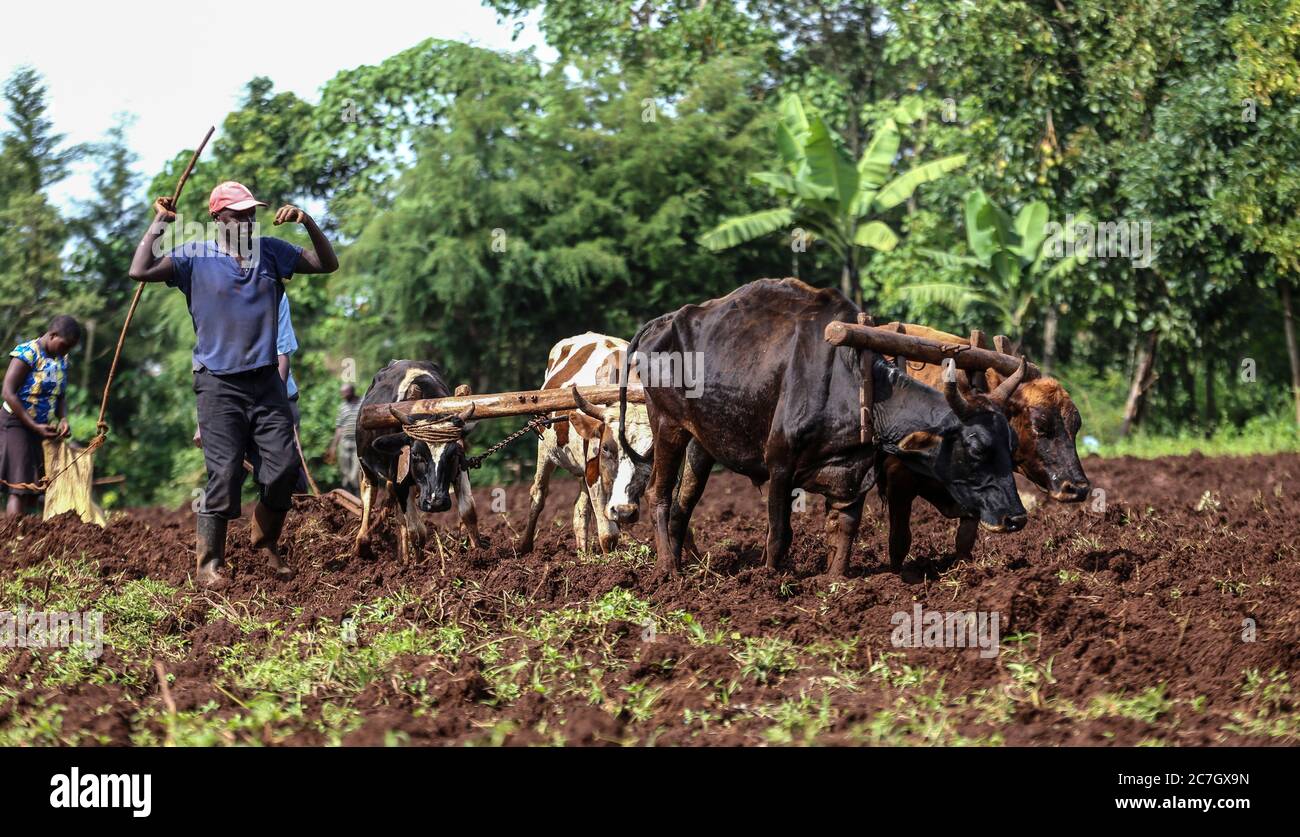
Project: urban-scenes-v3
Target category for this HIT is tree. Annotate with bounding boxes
[700,94,965,306]
[323,50,784,479]
[485,0,775,94]
[0,67,78,349]
[63,116,142,418]
[0,67,81,195]
[1214,0,1300,425]
[216,78,316,211]
[902,190,1088,349]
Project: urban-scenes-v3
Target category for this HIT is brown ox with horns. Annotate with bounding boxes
[622,278,1029,577]
[871,323,1089,568]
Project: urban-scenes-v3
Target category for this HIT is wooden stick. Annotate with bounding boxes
[360,384,647,431]
[825,321,1040,379]
[326,488,362,517]
[292,426,320,495]
[171,126,215,205]
[96,127,215,437]
[154,660,177,716]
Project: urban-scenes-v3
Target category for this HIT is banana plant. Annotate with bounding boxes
[902,189,1089,335]
[700,94,966,306]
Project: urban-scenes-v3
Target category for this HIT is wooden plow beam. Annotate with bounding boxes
[359,384,648,432]
[824,321,1039,379]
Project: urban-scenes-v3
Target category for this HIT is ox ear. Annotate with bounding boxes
[568,409,604,441]
[897,431,942,453]
[371,432,409,456]
[396,445,412,483]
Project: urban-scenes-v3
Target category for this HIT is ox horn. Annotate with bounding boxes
[388,404,416,427]
[988,356,1027,410]
[455,403,476,424]
[570,387,605,421]
[942,375,980,421]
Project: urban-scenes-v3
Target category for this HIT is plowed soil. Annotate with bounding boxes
[2,452,1297,746]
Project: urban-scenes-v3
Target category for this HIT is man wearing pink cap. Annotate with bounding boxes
[129,181,338,588]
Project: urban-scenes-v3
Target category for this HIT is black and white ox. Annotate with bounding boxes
[354,360,487,561]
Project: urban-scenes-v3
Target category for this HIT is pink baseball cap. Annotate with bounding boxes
[209,181,267,214]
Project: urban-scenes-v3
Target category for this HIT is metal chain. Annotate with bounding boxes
[464,414,562,470]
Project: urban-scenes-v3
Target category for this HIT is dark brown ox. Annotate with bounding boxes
[874,323,1089,567]
[619,278,1028,577]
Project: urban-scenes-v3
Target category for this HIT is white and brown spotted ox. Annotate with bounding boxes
[354,360,487,562]
[519,333,653,555]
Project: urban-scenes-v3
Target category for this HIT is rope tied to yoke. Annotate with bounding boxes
[399,419,468,445]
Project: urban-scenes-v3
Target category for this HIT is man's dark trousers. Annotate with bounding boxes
[194,365,298,519]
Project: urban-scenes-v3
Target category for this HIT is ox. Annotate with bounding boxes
[354,360,486,562]
[620,278,1028,577]
[520,333,653,555]
[873,323,1088,567]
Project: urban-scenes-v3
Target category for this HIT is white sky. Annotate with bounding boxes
[1,0,553,209]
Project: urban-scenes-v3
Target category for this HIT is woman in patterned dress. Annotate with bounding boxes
[1,315,81,516]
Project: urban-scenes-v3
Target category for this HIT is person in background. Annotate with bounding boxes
[1,315,81,517]
[325,383,361,495]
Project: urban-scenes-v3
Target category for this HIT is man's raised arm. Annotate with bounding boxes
[275,205,339,275]
[128,196,178,283]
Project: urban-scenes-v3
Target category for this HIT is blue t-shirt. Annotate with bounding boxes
[168,237,303,375]
[277,294,299,398]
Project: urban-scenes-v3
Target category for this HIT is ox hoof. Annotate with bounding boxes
[898,565,926,585]
[648,559,681,584]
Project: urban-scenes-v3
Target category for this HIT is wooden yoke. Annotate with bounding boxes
[967,329,987,390]
[360,384,647,432]
[823,321,1041,380]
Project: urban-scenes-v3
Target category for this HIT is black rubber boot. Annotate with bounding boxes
[195,515,229,589]
[251,503,294,579]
